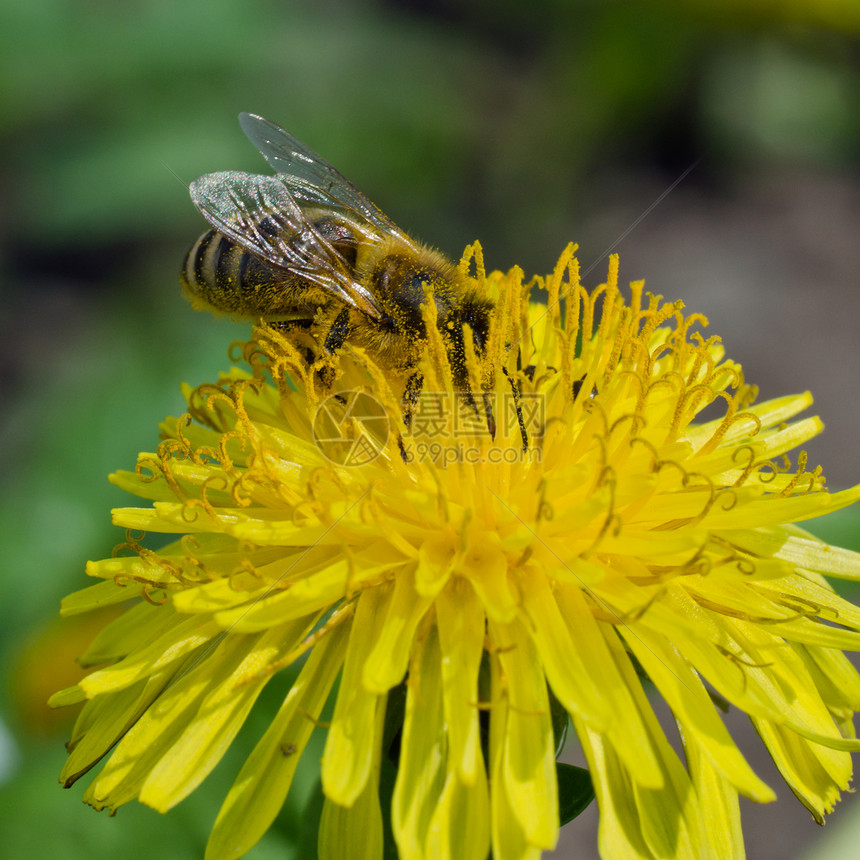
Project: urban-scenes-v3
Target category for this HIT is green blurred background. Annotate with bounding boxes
[2,0,860,857]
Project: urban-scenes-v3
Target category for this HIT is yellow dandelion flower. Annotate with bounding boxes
[53,244,860,860]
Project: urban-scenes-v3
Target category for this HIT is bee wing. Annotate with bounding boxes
[189,170,383,318]
[238,112,416,246]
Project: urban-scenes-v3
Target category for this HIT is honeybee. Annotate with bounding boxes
[181,113,493,391]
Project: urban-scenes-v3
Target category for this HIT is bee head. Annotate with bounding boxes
[372,254,459,341]
[369,250,493,389]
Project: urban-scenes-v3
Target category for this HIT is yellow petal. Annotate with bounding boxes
[80,601,177,666]
[489,656,543,860]
[392,621,446,858]
[795,642,860,712]
[140,617,314,811]
[362,568,431,694]
[79,614,222,697]
[318,682,386,860]
[460,532,518,622]
[425,756,490,860]
[60,579,144,615]
[775,533,860,580]
[489,616,558,850]
[684,739,745,860]
[618,623,774,802]
[572,719,653,860]
[205,620,349,860]
[519,569,612,727]
[86,638,248,811]
[436,577,484,783]
[60,673,170,790]
[575,648,707,860]
[554,586,665,789]
[322,587,388,806]
[753,718,850,823]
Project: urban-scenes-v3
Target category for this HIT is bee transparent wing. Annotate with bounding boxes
[238,112,416,246]
[190,172,299,266]
[189,171,383,318]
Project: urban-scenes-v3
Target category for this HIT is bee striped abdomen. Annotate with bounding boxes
[181,229,284,317]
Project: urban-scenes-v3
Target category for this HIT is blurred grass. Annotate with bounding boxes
[2,0,859,857]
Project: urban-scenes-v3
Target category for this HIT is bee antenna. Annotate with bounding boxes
[583,158,700,279]
[160,159,192,191]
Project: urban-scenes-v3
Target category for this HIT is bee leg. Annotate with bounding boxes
[401,371,424,431]
[316,308,352,388]
[442,325,496,438]
[323,308,352,353]
[269,318,314,334]
[398,371,424,463]
[265,319,317,364]
[501,367,529,452]
[483,393,496,440]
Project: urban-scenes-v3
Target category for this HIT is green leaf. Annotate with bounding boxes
[381,683,407,762]
[295,778,325,859]
[378,757,399,860]
[557,762,595,826]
